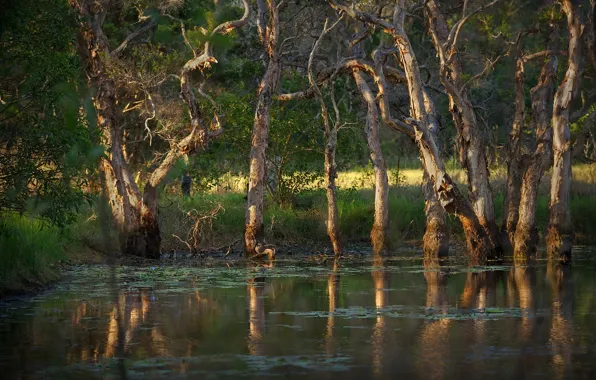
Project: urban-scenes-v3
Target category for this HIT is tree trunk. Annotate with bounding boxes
[349,1,492,263]
[353,71,390,254]
[421,91,449,258]
[514,37,559,259]
[425,0,500,255]
[245,0,281,256]
[422,171,449,257]
[308,18,342,256]
[502,56,526,252]
[547,0,583,263]
[72,1,156,257]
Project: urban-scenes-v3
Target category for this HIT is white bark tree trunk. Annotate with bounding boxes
[425,0,500,255]
[353,71,390,254]
[547,0,583,263]
[245,0,281,256]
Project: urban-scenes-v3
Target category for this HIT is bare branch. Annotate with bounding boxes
[461,54,504,91]
[163,14,195,55]
[445,0,500,60]
[111,19,156,58]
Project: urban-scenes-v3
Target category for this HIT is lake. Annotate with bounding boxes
[1,252,596,379]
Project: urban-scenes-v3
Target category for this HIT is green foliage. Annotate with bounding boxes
[0,0,95,226]
[0,214,66,295]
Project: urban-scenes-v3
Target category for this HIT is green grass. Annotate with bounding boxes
[0,213,66,296]
[152,186,596,252]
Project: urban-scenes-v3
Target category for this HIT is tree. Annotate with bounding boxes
[0,0,93,226]
[71,0,249,258]
[330,0,493,263]
[245,0,282,257]
[547,0,583,263]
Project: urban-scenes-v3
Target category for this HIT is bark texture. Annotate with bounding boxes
[514,33,559,258]
[421,91,449,258]
[73,0,249,258]
[502,55,526,252]
[547,0,583,263]
[353,71,390,255]
[330,0,491,263]
[72,0,155,257]
[425,0,500,255]
[245,0,281,256]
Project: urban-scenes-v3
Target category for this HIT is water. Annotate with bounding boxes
[1,253,596,379]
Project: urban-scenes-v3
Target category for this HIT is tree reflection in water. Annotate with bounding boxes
[547,260,573,380]
[371,254,390,378]
[325,258,340,356]
[416,256,450,380]
[0,255,590,379]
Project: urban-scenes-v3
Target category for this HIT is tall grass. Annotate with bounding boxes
[0,214,66,295]
[153,186,596,253]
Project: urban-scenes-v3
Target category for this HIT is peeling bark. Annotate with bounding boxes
[421,92,449,258]
[353,71,389,255]
[73,0,249,258]
[547,0,583,263]
[329,0,491,263]
[514,32,559,259]
[72,0,152,257]
[425,0,500,255]
[245,0,281,257]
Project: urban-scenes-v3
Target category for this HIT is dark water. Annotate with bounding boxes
[2,253,596,379]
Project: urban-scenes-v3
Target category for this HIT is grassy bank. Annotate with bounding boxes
[4,165,596,296]
[0,214,66,296]
[150,188,596,254]
[73,165,596,255]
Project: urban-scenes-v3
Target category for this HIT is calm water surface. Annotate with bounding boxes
[2,252,596,379]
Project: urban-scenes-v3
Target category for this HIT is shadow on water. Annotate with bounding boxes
[1,251,596,379]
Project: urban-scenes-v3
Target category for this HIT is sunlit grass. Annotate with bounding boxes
[197,163,596,195]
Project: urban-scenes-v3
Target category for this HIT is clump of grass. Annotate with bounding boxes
[0,213,66,296]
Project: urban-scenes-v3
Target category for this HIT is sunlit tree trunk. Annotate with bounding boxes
[425,0,500,254]
[421,93,449,258]
[514,34,559,258]
[547,0,583,263]
[332,0,492,263]
[245,0,281,257]
[422,171,449,257]
[353,72,390,254]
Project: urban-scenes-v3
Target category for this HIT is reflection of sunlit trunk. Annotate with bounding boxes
[105,307,118,358]
[417,256,450,380]
[151,326,171,357]
[511,258,535,342]
[460,271,496,373]
[248,277,265,356]
[325,259,340,355]
[547,261,573,380]
[371,255,389,377]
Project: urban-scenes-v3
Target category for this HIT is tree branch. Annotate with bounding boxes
[111,19,156,58]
